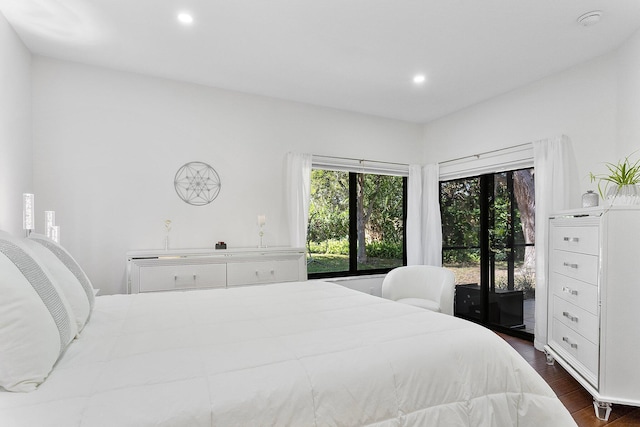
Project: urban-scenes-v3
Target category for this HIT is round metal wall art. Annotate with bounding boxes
[174,161,222,206]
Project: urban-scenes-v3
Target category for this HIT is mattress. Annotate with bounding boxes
[0,281,577,426]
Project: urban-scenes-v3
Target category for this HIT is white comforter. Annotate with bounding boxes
[0,281,576,426]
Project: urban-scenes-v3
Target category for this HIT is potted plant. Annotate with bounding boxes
[589,153,640,205]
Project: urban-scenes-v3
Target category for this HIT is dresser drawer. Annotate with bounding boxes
[139,263,227,292]
[550,224,599,255]
[550,318,599,387]
[550,250,599,285]
[550,272,598,315]
[227,259,300,286]
[552,296,599,344]
[128,248,307,294]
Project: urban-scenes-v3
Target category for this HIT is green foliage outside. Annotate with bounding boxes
[440,173,527,265]
[307,170,349,246]
[440,178,480,264]
[306,252,403,274]
[308,239,402,258]
[443,248,480,265]
[441,170,536,301]
[307,169,404,274]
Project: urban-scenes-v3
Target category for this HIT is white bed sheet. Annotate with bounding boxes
[0,281,577,426]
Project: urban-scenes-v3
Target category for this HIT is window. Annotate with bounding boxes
[307,169,407,278]
[440,168,535,338]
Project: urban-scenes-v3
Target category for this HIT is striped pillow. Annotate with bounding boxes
[27,234,95,332]
[0,233,77,392]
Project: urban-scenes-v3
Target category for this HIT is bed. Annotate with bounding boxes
[0,233,577,426]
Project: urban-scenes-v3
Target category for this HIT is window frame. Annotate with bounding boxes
[307,170,408,280]
[440,168,535,341]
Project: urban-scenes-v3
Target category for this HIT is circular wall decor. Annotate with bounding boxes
[174,161,222,206]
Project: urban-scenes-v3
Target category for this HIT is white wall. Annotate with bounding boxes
[29,29,640,296]
[32,58,423,294]
[617,28,640,157]
[422,51,619,198]
[0,13,32,234]
[423,28,640,200]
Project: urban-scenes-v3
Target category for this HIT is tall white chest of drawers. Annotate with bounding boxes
[545,207,640,420]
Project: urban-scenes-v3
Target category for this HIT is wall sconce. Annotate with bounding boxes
[23,193,34,236]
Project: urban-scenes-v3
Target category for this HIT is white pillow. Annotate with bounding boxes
[23,238,90,334]
[0,233,78,392]
[28,234,95,327]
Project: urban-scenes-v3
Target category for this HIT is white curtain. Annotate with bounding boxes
[533,135,578,351]
[286,152,312,248]
[423,164,442,266]
[407,163,442,266]
[407,165,423,265]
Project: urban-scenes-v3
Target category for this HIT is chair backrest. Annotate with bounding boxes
[381,265,455,315]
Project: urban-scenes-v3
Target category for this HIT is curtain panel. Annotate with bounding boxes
[285,152,312,248]
[532,135,579,351]
[407,164,442,266]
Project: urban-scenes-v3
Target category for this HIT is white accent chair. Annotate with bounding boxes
[381,265,456,315]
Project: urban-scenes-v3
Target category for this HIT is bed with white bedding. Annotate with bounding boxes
[0,232,577,426]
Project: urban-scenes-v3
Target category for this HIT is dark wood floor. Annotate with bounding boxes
[498,333,640,426]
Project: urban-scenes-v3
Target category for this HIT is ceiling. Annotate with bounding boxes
[2,0,640,123]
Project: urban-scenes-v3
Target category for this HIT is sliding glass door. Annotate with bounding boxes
[441,168,535,338]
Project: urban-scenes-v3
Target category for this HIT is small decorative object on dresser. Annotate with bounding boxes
[163,219,172,250]
[545,206,640,421]
[581,190,599,208]
[257,214,266,248]
[589,153,640,205]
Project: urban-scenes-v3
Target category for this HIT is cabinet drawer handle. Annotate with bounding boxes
[255,271,259,276]
[562,336,578,349]
[270,269,275,275]
[563,262,579,269]
[562,286,578,296]
[562,311,579,322]
[563,237,580,243]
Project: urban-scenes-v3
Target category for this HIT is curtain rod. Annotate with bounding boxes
[438,142,532,166]
[312,154,408,167]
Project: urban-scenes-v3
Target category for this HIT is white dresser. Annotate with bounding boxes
[545,207,640,420]
[127,247,307,294]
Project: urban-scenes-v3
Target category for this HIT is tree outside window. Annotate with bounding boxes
[307,169,406,277]
[441,168,535,337]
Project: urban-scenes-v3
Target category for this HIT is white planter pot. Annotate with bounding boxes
[605,184,640,205]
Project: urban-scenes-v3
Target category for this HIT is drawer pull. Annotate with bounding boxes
[562,336,578,349]
[193,274,197,280]
[562,311,579,322]
[563,237,580,243]
[562,286,578,296]
[174,275,178,281]
[270,269,275,275]
[563,262,579,269]
[255,271,259,276]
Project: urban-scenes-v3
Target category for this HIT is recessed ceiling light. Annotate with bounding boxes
[177,12,194,25]
[577,10,602,27]
[413,74,426,84]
